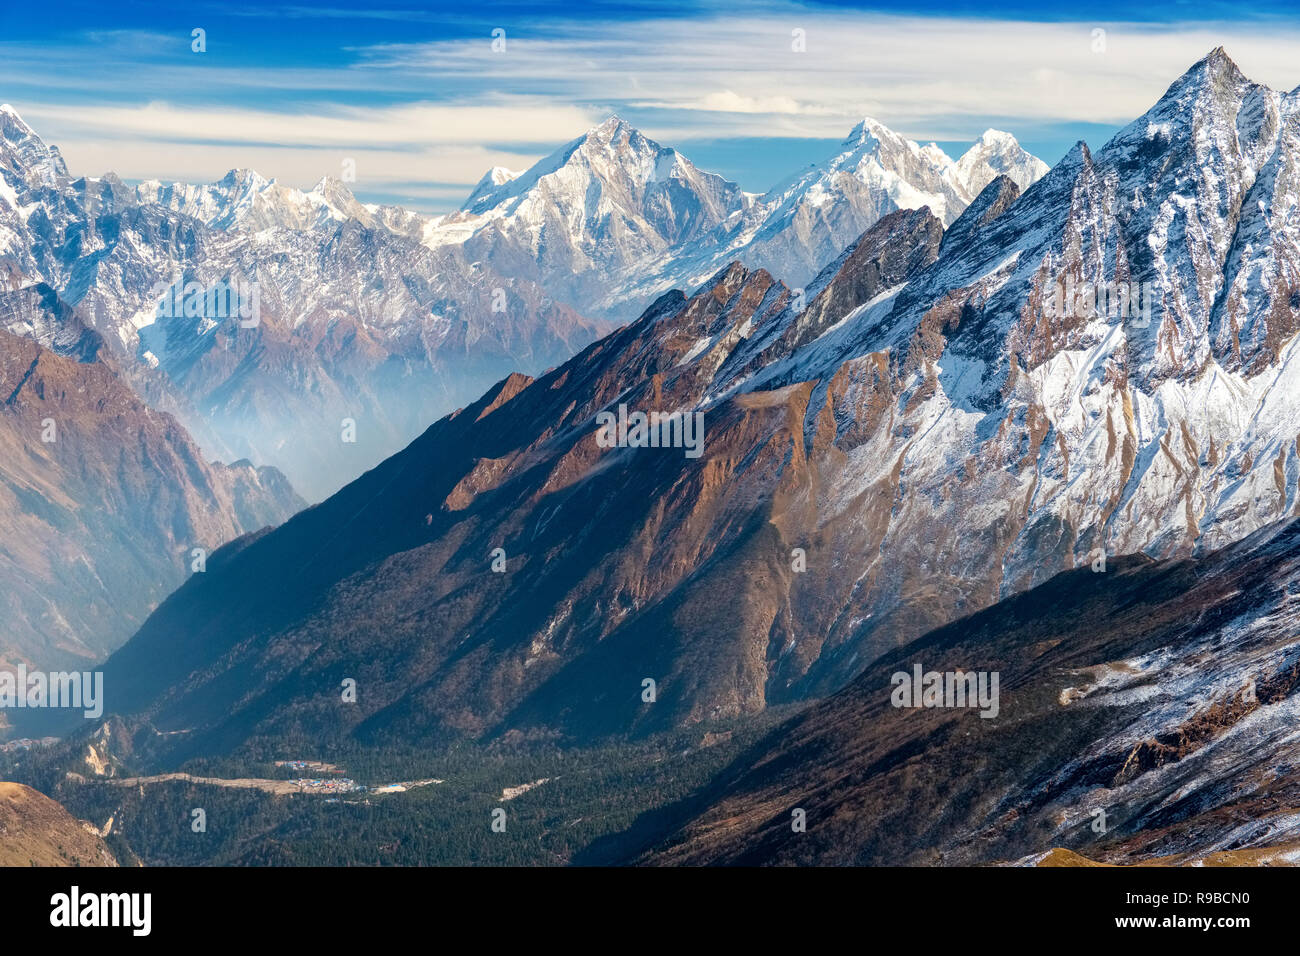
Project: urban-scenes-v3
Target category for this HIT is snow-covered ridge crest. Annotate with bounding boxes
[773,47,1300,590]
[2,97,1049,323]
[0,103,610,502]
[424,111,1048,318]
[132,168,407,233]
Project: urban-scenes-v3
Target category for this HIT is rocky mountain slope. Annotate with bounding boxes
[0,781,116,866]
[46,205,941,753]
[0,104,609,501]
[0,327,301,669]
[625,518,1300,866]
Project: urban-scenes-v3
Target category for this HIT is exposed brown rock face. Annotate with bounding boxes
[0,781,115,866]
[0,329,302,669]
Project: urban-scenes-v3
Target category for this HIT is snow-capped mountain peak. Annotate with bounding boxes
[586,113,635,142]
[841,115,901,148]
[763,117,1045,233]
[433,113,1050,318]
[650,117,1049,305]
[954,127,1051,196]
[305,175,373,222]
[463,165,521,210]
[834,116,952,175]
[458,114,723,218]
[486,165,521,185]
[0,103,69,187]
[136,168,344,232]
[429,117,751,307]
[217,166,273,191]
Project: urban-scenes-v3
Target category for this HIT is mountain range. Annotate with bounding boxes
[2,46,1299,874]
[425,115,1048,318]
[0,104,1046,507]
[27,50,1297,769]
[0,103,607,503]
[0,98,1049,673]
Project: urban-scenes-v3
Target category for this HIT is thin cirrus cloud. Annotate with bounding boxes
[12,99,597,208]
[21,100,603,149]
[357,13,1300,135]
[3,5,1299,212]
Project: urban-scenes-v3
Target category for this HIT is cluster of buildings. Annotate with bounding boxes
[275,759,441,797]
[290,777,363,794]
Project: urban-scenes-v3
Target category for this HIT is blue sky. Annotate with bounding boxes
[2,1,1298,211]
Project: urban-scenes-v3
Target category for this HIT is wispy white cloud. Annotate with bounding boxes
[44,137,541,205]
[20,99,600,149]
[9,99,578,208]
[4,5,1299,210]
[353,13,1300,136]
